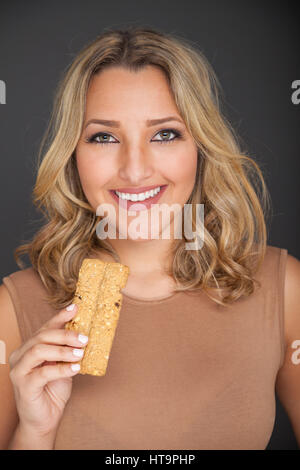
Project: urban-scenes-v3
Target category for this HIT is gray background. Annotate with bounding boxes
[0,0,299,450]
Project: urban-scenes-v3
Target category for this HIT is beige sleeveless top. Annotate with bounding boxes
[2,245,287,450]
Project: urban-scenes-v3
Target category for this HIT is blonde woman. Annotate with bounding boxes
[0,27,299,450]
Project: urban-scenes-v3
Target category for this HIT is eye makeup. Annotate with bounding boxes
[84,128,183,145]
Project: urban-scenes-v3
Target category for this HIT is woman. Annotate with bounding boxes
[0,26,299,450]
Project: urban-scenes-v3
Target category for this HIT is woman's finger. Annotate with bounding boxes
[22,361,81,402]
[39,303,78,331]
[11,343,84,378]
[9,305,83,368]
[15,328,88,364]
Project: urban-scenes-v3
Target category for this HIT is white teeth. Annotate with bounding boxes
[115,186,161,201]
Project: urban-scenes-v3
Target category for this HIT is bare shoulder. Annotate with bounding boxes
[275,253,300,446]
[0,283,23,449]
[0,283,23,357]
[283,253,300,345]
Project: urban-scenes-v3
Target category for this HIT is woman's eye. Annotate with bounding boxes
[86,128,182,145]
[87,133,116,145]
[152,129,182,144]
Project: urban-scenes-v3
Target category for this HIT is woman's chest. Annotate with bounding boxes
[54,302,280,449]
[121,272,177,300]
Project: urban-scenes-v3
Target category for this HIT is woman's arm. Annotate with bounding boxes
[275,253,300,447]
[0,284,22,449]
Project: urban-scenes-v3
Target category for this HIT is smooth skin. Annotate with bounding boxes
[0,301,87,449]
[0,65,299,449]
[75,65,198,298]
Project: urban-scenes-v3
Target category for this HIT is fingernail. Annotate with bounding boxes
[78,334,89,344]
[66,304,75,311]
[73,348,84,357]
[71,363,81,371]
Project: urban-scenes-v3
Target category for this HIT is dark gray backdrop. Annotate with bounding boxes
[0,0,299,450]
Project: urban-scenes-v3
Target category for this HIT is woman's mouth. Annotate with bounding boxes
[108,185,168,211]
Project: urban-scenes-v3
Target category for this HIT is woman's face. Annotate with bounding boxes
[75,65,198,241]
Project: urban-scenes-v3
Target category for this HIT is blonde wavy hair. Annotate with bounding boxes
[14,26,272,309]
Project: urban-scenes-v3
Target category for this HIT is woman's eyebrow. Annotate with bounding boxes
[84,116,184,129]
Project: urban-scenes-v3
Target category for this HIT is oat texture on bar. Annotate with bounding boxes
[64,258,129,376]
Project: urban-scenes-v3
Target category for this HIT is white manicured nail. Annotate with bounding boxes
[73,348,84,357]
[78,334,88,344]
[66,304,75,311]
[71,363,80,371]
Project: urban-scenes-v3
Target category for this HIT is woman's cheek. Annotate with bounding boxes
[164,148,197,183]
[75,158,100,207]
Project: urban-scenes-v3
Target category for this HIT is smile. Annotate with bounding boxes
[115,185,161,201]
[109,185,168,211]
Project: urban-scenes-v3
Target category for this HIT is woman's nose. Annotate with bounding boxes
[118,147,154,183]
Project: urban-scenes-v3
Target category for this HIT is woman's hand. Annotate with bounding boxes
[8,304,88,439]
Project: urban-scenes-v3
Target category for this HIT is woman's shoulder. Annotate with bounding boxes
[1,265,57,343]
[1,266,45,315]
[283,249,300,345]
[255,244,288,279]
[264,244,287,262]
[2,264,54,315]
[2,265,43,288]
